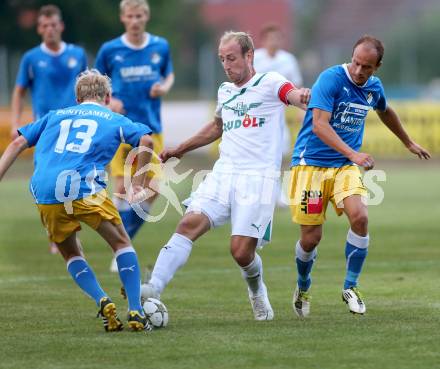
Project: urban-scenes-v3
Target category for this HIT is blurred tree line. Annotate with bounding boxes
[0,0,212,96]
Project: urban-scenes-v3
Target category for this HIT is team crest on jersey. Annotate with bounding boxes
[67,57,78,68]
[114,54,124,62]
[151,52,161,64]
[366,92,373,104]
[224,102,262,117]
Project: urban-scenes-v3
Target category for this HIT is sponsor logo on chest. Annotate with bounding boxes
[120,65,152,78]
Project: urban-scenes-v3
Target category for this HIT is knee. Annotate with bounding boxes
[301,231,322,251]
[230,245,253,267]
[350,212,368,235]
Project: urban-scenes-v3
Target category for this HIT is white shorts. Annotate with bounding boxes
[183,170,279,247]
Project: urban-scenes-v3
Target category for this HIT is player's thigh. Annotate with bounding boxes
[57,232,83,261]
[37,203,81,244]
[331,165,368,216]
[288,166,335,225]
[96,220,130,251]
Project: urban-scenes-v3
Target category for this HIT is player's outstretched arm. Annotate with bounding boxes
[10,86,27,139]
[159,116,223,163]
[0,135,29,181]
[312,108,375,170]
[287,87,311,111]
[376,106,431,160]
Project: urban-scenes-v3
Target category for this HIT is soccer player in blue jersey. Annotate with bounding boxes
[95,0,174,271]
[0,70,154,332]
[10,4,87,254]
[11,4,87,137]
[289,35,431,317]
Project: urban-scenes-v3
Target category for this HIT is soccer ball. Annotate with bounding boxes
[142,298,168,328]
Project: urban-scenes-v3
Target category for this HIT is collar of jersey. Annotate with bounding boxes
[342,63,370,88]
[80,101,102,107]
[121,32,150,50]
[40,42,66,56]
[222,73,267,107]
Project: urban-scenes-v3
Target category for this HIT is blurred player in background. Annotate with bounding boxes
[10,4,87,254]
[95,0,174,272]
[289,35,431,318]
[140,31,310,321]
[254,24,303,207]
[0,70,153,332]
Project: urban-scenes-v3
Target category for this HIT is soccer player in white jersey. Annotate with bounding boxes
[254,24,303,206]
[140,31,310,321]
[289,35,430,317]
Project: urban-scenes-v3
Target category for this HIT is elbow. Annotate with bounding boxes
[312,121,321,136]
[12,135,28,151]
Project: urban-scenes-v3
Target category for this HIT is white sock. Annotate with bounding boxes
[240,253,264,296]
[149,233,193,294]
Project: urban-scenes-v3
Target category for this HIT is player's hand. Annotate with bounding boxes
[108,97,125,114]
[298,87,311,105]
[350,152,375,170]
[123,184,151,204]
[159,148,182,163]
[150,83,167,98]
[406,141,431,160]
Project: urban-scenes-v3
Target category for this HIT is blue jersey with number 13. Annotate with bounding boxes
[18,102,151,204]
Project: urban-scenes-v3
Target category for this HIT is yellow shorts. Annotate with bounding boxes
[288,165,367,225]
[110,133,163,179]
[37,191,122,243]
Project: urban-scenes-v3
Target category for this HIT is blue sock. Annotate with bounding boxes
[114,197,148,239]
[295,241,317,291]
[126,208,145,239]
[344,229,369,289]
[67,257,107,306]
[114,197,134,235]
[115,246,143,313]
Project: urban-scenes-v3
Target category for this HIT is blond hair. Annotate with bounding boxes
[75,69,112,103]
[220,31,254,55]
[120,0,150,14]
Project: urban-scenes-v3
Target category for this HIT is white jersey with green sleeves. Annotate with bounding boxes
[213,72,290,175]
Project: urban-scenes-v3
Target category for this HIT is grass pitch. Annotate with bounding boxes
[0,158,439,369]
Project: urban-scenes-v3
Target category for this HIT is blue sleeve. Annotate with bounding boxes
[15,53,31,88]
[121,119,152,147]
[95,46,108,76]
[308,69,340,113]
[375,82,387,111]
[18,114,50,147]
[161,41,173,77]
